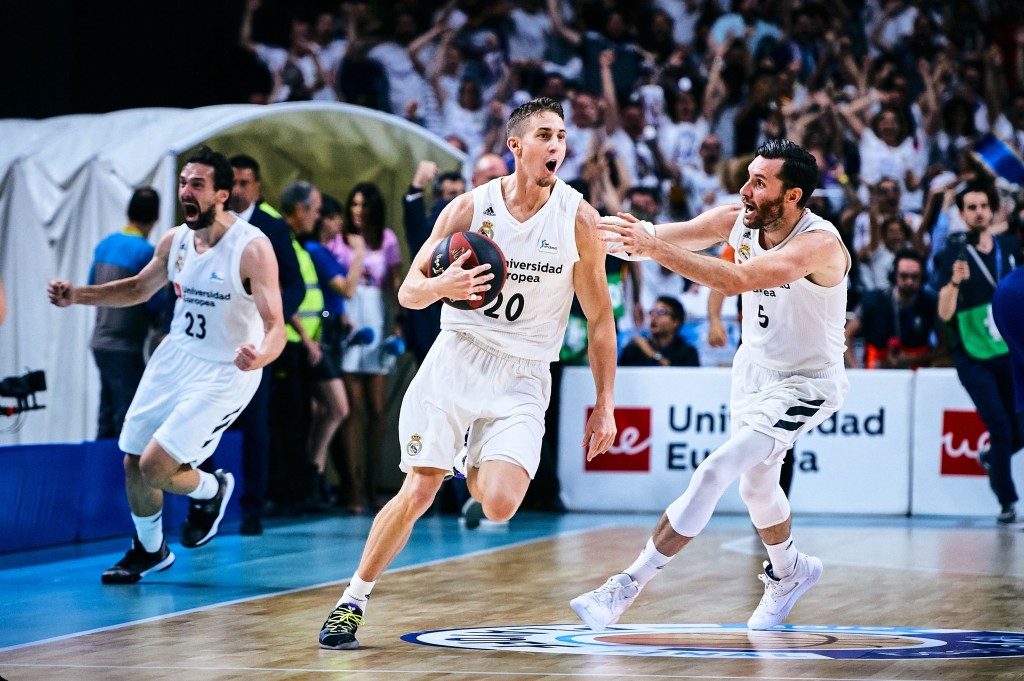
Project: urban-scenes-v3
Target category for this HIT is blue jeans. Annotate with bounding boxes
[952,349,1022,507]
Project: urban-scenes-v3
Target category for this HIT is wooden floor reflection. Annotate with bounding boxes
[1,518,1022,680]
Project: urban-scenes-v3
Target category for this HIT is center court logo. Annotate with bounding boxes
[584,407,651,472]
[402,624,1024,660]
[940,410,989,476]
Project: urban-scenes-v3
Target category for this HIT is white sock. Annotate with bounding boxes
[764,535,798,579]
[132,510,164,553]
[339,574,375,609]
[624,538,673,588]
[187,470,219,500]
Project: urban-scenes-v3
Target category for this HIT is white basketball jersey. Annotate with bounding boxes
[728,208,849,371]
[166,220,267,363]
[441,177,582,361]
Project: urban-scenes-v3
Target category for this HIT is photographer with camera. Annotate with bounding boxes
[48,147,286,583]
[936,181,1023,525]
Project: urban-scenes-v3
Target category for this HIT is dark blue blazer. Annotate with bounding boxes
[247,206,304,320]
[402,189,451,363]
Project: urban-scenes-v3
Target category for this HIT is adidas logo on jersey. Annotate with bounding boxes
[483,206,495,216]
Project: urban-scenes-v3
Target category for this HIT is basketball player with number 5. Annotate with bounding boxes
[318,97,618,650]
[572,139,850,633]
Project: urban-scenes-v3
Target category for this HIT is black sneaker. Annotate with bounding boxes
[319,602,364,650]
[180,469,235,548]
[240,512,263,536]
[101,537,175,584]
[997,504,1017,525]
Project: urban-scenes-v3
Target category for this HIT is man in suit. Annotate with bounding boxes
[225,153,305,535]
[402,162,465,364]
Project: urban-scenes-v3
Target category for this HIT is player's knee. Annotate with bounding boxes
[137,455,170,488]
[122,453,140,476]
[481,491,520,522]
[402,470,445,514]
[691,459,727,494]
[738,477,770,507]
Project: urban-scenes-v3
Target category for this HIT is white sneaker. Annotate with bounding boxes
[747,553,823,630]
[570,574,641,631]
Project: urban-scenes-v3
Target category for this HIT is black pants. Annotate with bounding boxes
[952,349,1022,507]
[267,342,313,506]
[92,348,146,440]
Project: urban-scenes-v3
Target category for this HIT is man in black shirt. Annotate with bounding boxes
[844,248,945,369]
[619,295,699,367]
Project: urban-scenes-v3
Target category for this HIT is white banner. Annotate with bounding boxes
[910,369,1024,517]
[557,367,913,515]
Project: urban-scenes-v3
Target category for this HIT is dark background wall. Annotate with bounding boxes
[0,0,331,119]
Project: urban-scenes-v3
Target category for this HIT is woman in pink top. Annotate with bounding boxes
[328,182,404,513]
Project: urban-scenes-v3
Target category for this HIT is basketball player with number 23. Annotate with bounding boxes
[318,97,618,650]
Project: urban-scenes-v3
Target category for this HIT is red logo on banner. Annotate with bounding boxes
[585,407,651,472]
[940,410,989,476]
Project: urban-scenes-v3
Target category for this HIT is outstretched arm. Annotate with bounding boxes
[48,229,174,308]
[603,211,847,295]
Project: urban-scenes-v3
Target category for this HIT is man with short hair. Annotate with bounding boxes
[844,248,944,369]
[318,97,617,650]
[89,187,162,439]
[573,138,850,632]
[227,153,304,535]
[48,146,286,583]
[270,181,326,512]
[619,295,699,366]
[470,152,511,188]
[936,181,1023,524]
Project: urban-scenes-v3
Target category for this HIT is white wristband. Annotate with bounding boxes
[606,219,656,261]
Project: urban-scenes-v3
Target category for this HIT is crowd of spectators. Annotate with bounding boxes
[236,0,1024,369]
[73,1,1024,520]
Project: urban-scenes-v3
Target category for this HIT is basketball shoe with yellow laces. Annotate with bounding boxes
[319,602,365,650]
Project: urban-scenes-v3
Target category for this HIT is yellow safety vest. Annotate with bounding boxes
[286,234,325,343]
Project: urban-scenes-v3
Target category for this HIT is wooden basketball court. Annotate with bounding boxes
[1,513,1022,680]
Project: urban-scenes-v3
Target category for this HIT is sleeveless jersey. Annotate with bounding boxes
[728,208,849,372]
[166,220,267,363]
[441,177,582,361]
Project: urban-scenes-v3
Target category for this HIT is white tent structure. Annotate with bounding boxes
[0,102,463,445]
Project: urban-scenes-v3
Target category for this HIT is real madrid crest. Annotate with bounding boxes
[478,221,494,239]
[406,434,423,457]
[738,243,752,261]
[175,253,185,272]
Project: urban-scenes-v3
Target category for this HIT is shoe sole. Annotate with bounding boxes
[747,557,823,630]
[570,596,614,631]
[319,639,359,650]
[101,551,176,584]
[184,472,235,549]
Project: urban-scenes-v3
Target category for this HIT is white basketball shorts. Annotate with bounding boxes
[730,343,850,463]
[119,340,260,466]
[398,330,550,478]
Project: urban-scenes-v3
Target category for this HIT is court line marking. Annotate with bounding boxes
[719,535,1024,577]
[0,663,954,680]
[0,522,625,654]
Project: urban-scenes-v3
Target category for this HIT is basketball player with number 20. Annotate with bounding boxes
[318,97,618,650]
